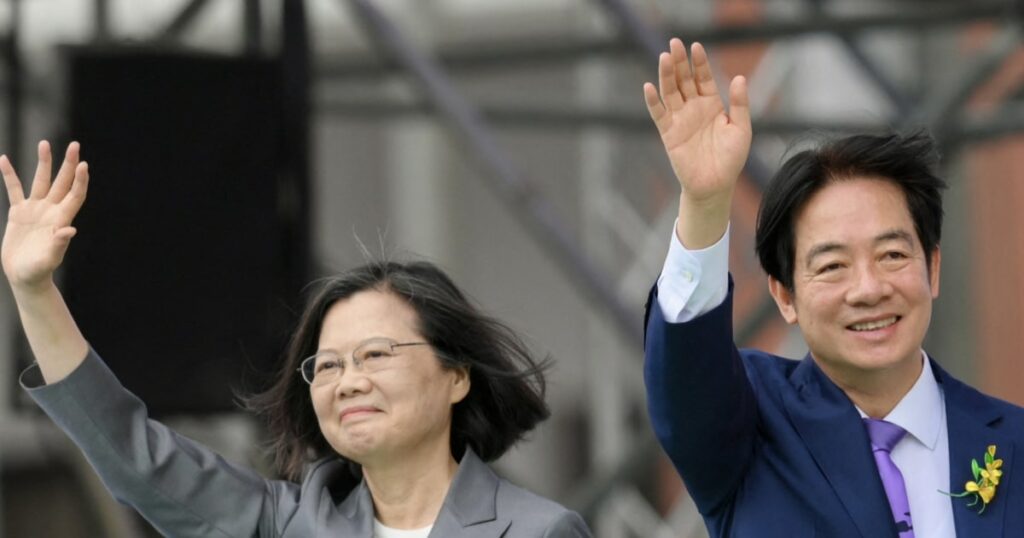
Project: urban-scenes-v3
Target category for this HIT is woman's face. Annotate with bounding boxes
[310,289,469,465]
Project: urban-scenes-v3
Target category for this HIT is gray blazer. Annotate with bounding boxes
[23,350,591,537]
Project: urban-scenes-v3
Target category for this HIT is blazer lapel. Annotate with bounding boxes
[430,448,511,537]
[936,361,1012,538]
[321,478,374,537]
[783,357,899,538]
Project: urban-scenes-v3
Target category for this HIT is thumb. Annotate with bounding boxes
[727,76,751,131]
[53,226,77,243]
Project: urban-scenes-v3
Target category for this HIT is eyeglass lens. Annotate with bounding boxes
[302,339,403,385]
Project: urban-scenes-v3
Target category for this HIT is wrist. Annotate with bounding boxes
[10,277,59,302]
[679,186,734,210]
[676,191,732,250]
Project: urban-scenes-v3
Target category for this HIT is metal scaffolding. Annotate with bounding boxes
[1,1,1023,536]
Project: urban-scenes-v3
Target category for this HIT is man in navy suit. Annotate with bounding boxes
[641,38,1024,537]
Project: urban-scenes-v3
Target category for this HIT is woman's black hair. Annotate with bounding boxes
[246,260,551,481]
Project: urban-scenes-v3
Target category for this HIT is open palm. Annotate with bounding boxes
[1,141,89,290]
[644,40,751,203]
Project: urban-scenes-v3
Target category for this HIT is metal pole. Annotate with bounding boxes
[6,0,21,165]
[806,0,912,117]
[910,25,1022,135]
[93,0,111,43]
[281,0,312,305]
[243,0,262,55]
[318,97,887,135]
[158,0,213,43]
[591,0,775,190]
[318,3,1011,80]
[0,2,20,532]
[342,0,644,345]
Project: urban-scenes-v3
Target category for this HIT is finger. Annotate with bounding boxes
[59,161,89,216]
[0,155,25,205]
[47,141,80,203]
[691,43,720,98]
[671,38,698,100]
[658,52,685,109]
[728,76,751,131]
[643,82,672,135]
[29,141,52,200]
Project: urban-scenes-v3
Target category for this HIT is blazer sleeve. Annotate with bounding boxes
[643,278,758,515]
[21,349,298,538]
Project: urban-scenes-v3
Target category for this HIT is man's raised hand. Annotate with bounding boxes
[1,141,89,292]
[643,40,751,248]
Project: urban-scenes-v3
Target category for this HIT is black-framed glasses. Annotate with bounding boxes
[297,338,429,387]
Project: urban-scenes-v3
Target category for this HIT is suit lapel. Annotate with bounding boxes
[935,361,1012,538]
[783,357,899,538]
[429,448,511,537]
[321,478,374,537]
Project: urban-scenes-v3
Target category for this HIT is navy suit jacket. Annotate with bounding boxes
[644,282,1024,537]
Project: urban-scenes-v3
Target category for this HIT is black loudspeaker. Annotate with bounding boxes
[55,48,308,415]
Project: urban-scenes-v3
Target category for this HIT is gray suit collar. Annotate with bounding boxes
[445,448,498,523]
[331,448,511,537]
[432,448,511,536]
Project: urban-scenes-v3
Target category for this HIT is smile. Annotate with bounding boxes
[339,407,380,421]
[848,316,900,331]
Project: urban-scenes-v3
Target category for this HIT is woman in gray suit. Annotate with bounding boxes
[3,141,591,537]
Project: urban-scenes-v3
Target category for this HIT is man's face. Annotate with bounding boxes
[768,177,940,387]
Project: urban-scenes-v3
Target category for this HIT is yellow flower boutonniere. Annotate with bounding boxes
[942,445,1003,514]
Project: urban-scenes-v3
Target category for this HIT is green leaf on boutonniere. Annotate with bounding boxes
[985,450,994,466]
[972,459,981,482]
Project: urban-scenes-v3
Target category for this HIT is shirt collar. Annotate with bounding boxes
[856,351,944,450]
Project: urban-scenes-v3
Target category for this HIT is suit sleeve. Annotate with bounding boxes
[21,349,298,538]
[644,279,758,516]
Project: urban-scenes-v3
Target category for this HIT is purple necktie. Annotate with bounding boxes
[864,418,915,537]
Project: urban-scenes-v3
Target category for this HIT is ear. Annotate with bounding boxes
[929,246,941,299]
[768,276,799,324]
[448,367,471,405]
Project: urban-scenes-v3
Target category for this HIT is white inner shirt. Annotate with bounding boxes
[373,519,432,538]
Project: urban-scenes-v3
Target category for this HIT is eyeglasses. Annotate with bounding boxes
[297,338,429,387]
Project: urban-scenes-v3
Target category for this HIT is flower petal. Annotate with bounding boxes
[979,486,996,504]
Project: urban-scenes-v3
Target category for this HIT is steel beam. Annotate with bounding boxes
[158,0,213,43]
[341,0,644,345]
[244,0,263,55]
[93,0,111,44]
[0,7,20,535]
[281,0,313,306]
[591,0,780,192]
[910,25,1022,135]
[806,0,913,117]
[5,0,22,178]
[947,101,1024,146]
[318,98,886,135]
[592,0,663,63]
[317,3,1011,79]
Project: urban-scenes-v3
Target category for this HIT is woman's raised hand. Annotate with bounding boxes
[1,141,89,292]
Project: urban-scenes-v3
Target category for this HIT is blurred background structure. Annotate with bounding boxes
[1,0,1023,536]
